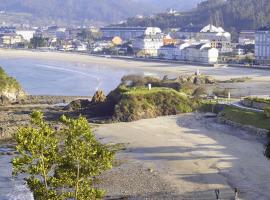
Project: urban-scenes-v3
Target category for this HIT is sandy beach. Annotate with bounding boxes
[1,49,270,82]
[96,114,270,200]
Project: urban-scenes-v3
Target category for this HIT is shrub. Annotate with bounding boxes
[264,107,270,118]
[193,87,206,97]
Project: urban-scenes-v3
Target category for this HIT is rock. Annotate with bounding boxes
[91,90,107,103]
[193,76,201,85]
[65,99,91,111]
[0,95,10,106]
[205,76,215,84]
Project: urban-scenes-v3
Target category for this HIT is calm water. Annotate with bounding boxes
[0,57,155,96]
[0,57,159,199]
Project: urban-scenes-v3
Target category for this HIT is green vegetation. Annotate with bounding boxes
[264,107,270,118]
[13,111,115,200]
[245,97,270,104]
[220,106,270,130]
[0,66,21,91]
[113,86,195,121]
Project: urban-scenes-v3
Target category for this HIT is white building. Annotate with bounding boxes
[158,42,219,64]
[255,27,270,64]
[197,24,232,53]
[1,34,23,46]
[100,27,162,41]
[182,43,219,63]
[176,24,232,53]
[133,29,164,57]
[16,30,36,42]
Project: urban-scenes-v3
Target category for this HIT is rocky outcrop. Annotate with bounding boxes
[0,66,25,105]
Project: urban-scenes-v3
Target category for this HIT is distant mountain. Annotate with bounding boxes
[0,0,202,25]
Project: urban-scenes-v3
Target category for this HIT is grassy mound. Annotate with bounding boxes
[85,85,198,122]
[112,86,195,121]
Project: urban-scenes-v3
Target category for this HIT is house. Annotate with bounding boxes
[16,30,36,42]
[158,44,178,59]
[100,27,162,41]
[181,43,219,63]
[163,34,177,46]
[158,42,219,64]
[255,27,270,64]
[133,31,164,57]
[197,24,232,53]
[1,34,24,46]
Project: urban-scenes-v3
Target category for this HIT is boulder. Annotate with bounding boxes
[65,99,91,111]
[0,95,10,106]
[91,90,107,103]
[205,76,215,84]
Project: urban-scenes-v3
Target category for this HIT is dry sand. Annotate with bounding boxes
[95,114,270,200]
[1,49,270,82]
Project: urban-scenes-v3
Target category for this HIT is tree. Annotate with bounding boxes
[12,111,59,199]
[12,111,115,200]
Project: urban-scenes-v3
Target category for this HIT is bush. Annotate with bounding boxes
[265,107,270,118]
[193,87,206,97]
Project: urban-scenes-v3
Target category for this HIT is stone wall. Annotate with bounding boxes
[242,98,270,110]
[218,116,269,138]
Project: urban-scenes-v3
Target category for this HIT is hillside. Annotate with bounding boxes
[122,0,270,35]
[0,66,25,104]
[0,0,201,25]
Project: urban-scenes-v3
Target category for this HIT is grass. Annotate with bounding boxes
[245,97,270,104]
[125,87,186,96]
[111,86,195,121]
[0,67,21,91]
[220,106,270,130]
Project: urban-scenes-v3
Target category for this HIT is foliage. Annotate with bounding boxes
[123,0,270,38]
[192,87,206,98]
[245,97,270,104]
[12,111,115,200]
[264,107,270,118]
[112,87,195,121]
[29,37,47,49]
[0,66,21,91]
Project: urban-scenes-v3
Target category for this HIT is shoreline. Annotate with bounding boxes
[1,48,270,82]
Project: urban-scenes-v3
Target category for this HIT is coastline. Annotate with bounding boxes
[1,48,270,82]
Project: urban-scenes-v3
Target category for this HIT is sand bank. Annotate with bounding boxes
[96,114,270,199]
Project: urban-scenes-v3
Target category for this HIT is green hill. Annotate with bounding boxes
[0,0,201,25]
[122,0,270,35]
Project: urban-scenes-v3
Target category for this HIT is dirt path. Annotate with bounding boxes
[95,114,270,199]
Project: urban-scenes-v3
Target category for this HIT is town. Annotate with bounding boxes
[0,23,269,66]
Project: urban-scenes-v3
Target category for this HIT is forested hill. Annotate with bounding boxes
[121,0,270,33]
[0,0,201,25]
